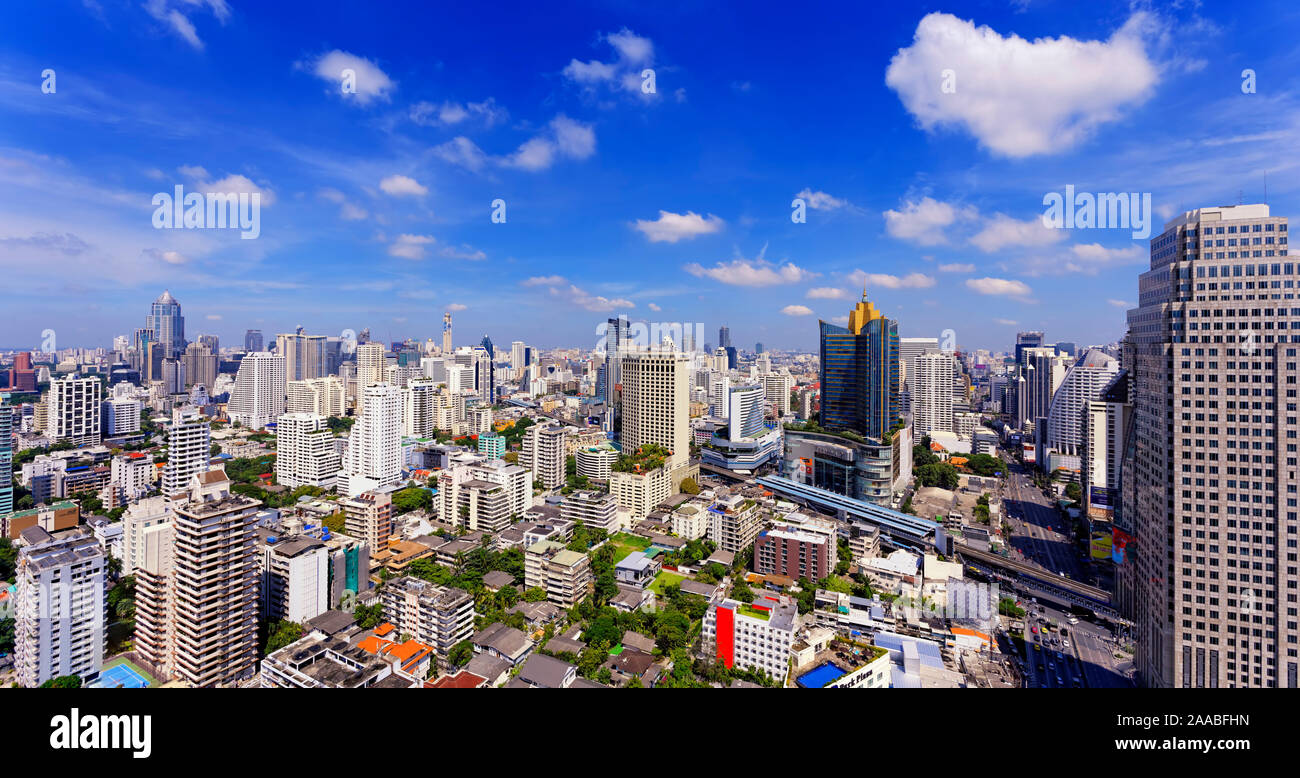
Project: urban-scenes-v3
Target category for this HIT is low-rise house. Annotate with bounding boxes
[472,622,534,666]
[510,653,577,688]
[614,550,660,589]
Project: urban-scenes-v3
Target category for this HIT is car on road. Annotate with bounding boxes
[1068,616,1079,625]
[1063,641,1070,649]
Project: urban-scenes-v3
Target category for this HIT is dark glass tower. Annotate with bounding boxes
[818,293,899,439]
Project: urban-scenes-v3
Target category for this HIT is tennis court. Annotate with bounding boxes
[90,662,152,688]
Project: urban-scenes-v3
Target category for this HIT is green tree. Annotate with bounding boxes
[39,675,83,688]
[0,617,14,654]
[448,639,474,668]
[679,477,701,495]
[354,603,385,630]
[0,537,16,581]
[523,586,548,602]
[263,620,304,655]
[915,462,960,490]
[391,486,433,514]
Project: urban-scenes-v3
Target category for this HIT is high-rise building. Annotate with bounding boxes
[277,331,328,386]
[47,374,101,445]
[260,535,330,625]
[913,353,955,437]
[718,325,732,349]
[121,496,172,576]
[1122,203,1296,689]
[402,378,438,438]
[343,383,402,496]
[620,343,691,472]
[14,526,107,687]
[0,399,13,514]
[1017,347,1067,431]
[819,293,899,439]
[276,413,341,490]
[181,341,218,391]
[442,311,453,355]
[899,336,940,418]
[1015,331,1045,367]
[521,422,567,490]
[355,342,387,391]
[604,315,630,438]
[244,329,264,353]
[227,352,286,430]
[161,407,211,497]
[146,290,185,358]
[287,376,347,417]
[762,370,794,417]
[1044,348,1120,467]
[726,384,765,440]
[340,490,394,555]
[1081,370,1131,525]
[139,468,260,686]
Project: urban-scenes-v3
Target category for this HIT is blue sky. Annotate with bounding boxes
[2,0,1299,353]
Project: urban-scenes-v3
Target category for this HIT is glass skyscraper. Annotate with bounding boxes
[818,293,899,439]
[146,289,185,358]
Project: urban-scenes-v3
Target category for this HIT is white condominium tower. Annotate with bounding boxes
[14,526,107,688]
[913,352,955,436]
[47,374,101,445]
[762,369,794,417]
[522,422,567,490]
[1123,203,1298,689]
[899,336,940,418]
[227,351,286,430]
[287,376,347,417]
[276,331,328,384]
[620,343,690,471]
[356,342,387,387]
[276,412,342,490]
[161,406,211,497]
[402,378,438,438]
[343,383,402,497]
[1044,348,1120,461]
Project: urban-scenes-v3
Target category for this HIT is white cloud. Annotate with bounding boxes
[848,270,936,289]
[831,315,850,325]
[379,175,428,197]
[319,188,368,220]
[180,167,277,206]
[522,275,567,287]
[938,262,975,273]
[439,244,486,261]
[549,283,634,312]
[795,188,848,211]
[145,0,229,51]
[970,213,1066,252]
[1070,242,1144,266]
[781,304,814,316]
[143,248,189,265]
[447,303,468,311]
[432,137,490,172]
[1108,298,1132,308]
[301,50,396,106]
[885,12,1160,157]
[684,257,815,287]
[205,314,222,321]
[806,287,847,299]
[633,210,724,243]
[995,318,1018,325]
[563,28,658,101]
[884,197,974,245]
[388,234,435,260]
[966,277,1033,297]
[503,115,596,171]
[410,97,506,127]
[648,302,662,311]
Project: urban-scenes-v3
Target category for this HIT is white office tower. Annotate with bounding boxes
[121,496,172,576]
[1017,347,1068,430]
[402,379,438,438]
[434,389,467,434]
[473,347,493,402]
[445,363,473,395]
[511,341,527,379]
[469,406,493,436]
[913,353,955,436]
[110,453,153,501]
[276,413,342,490]
[101,393,142,437]
[899,336,940,418]
[709,374,731,419]
[420,356,446,383]
[161,406,211,497]
[47,374,101,445]
[276,331,327,385]
[385,364,423,389]
[522,422,567,490]
[726,385,765,440]
[621,343,691,471]
[287,376,346,417]
[15,525,107,688]
[1044,349,1120,464]
[355,342,387,387]
[227,352,286,430]
[762,370,794,417]
[261,536,329,624]
[343,383,402,497]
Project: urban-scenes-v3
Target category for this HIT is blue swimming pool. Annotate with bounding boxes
[796,662,845,688]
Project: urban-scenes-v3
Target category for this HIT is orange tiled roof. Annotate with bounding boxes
[374,622,395,637]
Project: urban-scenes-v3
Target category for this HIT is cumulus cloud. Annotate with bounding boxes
[180,166,277,206]
[970,213,1066,252]
[648,303,662,311]
[503,115,596,171]
[781,305,814,316]
[563,28,659,101]
[446,303,468,311]
[633,210,724,243]
[143,248,189,265]
[379,175,428,197]
[1108,299,1132,308]
[795,188,848,211]
[432,137,490,172]
[439,244,486,261]
[938,262,975,273]
[388,234,435,260]
[995,318,1018,325]
[522,275,567,287]
[966,277,1032,298]
[884,196,974,245]
[848,270,936,289]
[885,12,1160,157]
[684,256,815,287]
[300,50,396,106]
[319,188,368,220]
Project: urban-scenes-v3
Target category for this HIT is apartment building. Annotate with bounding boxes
[47,375,101,446]
[275,412,341,490]
[708,493,764,555]
[380,577,475,661]
[561,489,620,535]
[14,526,107,687]
[260,535,330,624]
[521,422,567,491]
[524,540,593,608]
[703,595,801,683]
[340,490,394,563]
[754,524,835,581]
[160,406,211,497]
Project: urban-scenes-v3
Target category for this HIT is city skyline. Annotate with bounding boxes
[4,2,1295,351]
